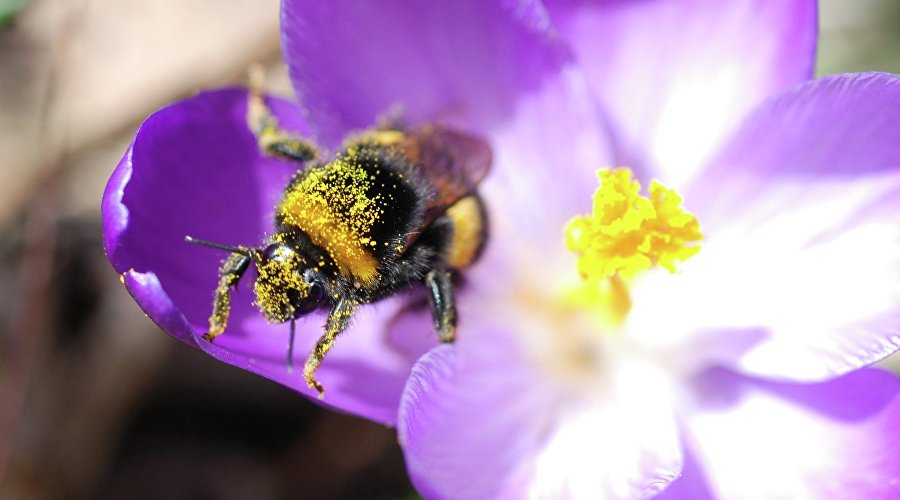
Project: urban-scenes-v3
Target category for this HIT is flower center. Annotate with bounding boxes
[564,168,702,326]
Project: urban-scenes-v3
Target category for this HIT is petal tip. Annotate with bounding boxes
[101,145,134,271]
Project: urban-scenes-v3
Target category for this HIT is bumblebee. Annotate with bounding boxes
[186,84,491,398]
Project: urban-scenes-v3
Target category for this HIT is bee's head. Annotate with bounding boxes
[253,242,326,323]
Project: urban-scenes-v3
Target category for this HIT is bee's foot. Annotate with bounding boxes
[438,327,456,344]
[201,332,216,342]
[305,373,325,400]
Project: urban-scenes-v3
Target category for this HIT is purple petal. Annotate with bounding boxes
[122,270,196,346]
[398,329,682,499]
[101,89,434,424]
[684,367,900,498]
[677,73,900,381]
[281,0,566,146]
[473,67,615,291]
[654,444,715,500]
[544,0,818,185]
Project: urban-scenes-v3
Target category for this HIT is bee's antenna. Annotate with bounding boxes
[184,235,252,256]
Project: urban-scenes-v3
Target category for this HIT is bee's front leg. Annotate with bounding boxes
[204,252,252,341]
[303,297,358,399]
[425,269,457,343]
[247,66,319,163]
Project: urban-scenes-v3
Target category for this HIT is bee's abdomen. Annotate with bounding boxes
[443,194,487,269]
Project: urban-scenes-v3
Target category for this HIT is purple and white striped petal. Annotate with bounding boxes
[676,73,900,382]
[544,0,818,185]
[399,329,683,500]
[683,367,900,499]
[281,0,566,147]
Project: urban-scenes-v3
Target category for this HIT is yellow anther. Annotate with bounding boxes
[563,168,701,327]
[566,168,702,283]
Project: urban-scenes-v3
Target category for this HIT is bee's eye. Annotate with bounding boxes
[292,280,325,316]
[261,243,293,263]
[308,281,324,303]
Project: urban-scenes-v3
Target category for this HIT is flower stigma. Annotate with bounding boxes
[564,168,703,328]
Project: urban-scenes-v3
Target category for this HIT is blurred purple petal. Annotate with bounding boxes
[654,443,715,500]
[688,72,900,219]
[281,0,567,146]
[680,73,900,381]
[101,89,434,424]
[474,67,614,291]
[398,339,542,500]
[544,0,817,184]
[685,367,900,498]
[399,329,683,499]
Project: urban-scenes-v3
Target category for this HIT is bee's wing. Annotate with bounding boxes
[400,126,491,213]
[398,126,492,252]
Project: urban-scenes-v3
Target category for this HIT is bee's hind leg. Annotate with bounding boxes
[303,297,359,399]
[425,269,457,343]
[247,65,319,163]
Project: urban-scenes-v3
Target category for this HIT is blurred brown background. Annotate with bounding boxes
[0,0,898,499]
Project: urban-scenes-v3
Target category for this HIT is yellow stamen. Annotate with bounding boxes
[565,168,702,324]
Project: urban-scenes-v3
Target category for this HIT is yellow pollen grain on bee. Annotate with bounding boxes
[564,168,703,325]
[252,245,310,321]
[278,155,382,284]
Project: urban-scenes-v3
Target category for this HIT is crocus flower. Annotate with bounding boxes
[102,0,900,498]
